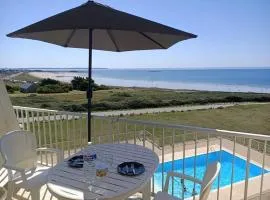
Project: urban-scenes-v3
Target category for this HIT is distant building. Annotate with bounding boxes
[20,82,37,93]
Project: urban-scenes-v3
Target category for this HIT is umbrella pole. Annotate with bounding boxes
[88,29,93,143]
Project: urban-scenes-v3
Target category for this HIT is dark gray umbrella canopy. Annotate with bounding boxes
[7,1,197,142]
[7,1,196,51]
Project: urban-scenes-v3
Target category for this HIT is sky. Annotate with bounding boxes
[0,0,270,69]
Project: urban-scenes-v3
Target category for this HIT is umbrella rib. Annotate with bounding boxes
[64,29,76,47]
[107,30,120,52]
[139,32,166,49]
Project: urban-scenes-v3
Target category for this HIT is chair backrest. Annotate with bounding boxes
[0,79,20,137]
[199,162,221,200]
[0,130,37,170]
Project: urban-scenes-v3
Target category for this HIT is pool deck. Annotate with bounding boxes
[155,138,270,200]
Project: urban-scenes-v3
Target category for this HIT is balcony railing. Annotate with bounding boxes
[6,106,270,199]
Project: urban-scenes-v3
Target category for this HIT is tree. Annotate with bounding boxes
[71,76,98,91]
[37,78,72,94]
[40,78,60,86]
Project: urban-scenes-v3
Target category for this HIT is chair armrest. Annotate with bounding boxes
[36,148,64,163]
[3,164,25,173]
[163,171,203,192]
[173,172,203,184]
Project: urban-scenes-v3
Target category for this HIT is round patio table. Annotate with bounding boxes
[47,143,159,200]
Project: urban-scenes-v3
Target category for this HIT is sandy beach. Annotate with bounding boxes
[29,71,270,93]
[29,71,86,83]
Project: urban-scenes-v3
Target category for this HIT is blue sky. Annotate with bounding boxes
[0,0,270,69]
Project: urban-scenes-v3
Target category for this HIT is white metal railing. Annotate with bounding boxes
[12,106,88,163]
[9,106,270,200]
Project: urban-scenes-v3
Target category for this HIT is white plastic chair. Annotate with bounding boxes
[155,162,221,200]
[0,159,7,200]
[0,130,64,199]
[0,160,7,200]
[0,187,6,200]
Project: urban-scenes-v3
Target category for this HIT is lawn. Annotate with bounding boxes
[129,103,270,135]
[27,104,270,152]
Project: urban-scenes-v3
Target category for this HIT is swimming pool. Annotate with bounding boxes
[154,150,269,198]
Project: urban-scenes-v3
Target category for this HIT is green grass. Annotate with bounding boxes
[10,90,86,110]
[10,87,270,112]
[27,104,270,152]
[12,72,41,82]
[128,104,270,135]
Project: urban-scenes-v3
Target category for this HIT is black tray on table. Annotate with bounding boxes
[68,155,84,168]
[117,162,145,176]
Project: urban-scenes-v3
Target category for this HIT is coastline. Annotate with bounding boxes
[29,71,86,83]
[29,71,270,94]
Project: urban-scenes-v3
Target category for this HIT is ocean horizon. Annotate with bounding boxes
[4,68,270,93]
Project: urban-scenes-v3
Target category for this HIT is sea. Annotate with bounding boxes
[12,68,270,93]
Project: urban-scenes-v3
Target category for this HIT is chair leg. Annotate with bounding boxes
[31,189,40,200]
[142,180,151,200]
[6,182,14,200]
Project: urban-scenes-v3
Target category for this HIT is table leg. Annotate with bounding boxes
[142,180,151,200]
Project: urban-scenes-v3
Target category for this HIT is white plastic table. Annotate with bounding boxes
[47,143,159,200]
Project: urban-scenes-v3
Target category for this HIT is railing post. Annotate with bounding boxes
[244,138,252,200]
[161,128,165,191]
[217,135,222,200]
[48,112,53,165]
[182,132,186,200]
[143,125,146,147]
[54,112,58,150]
[193,132,198,199]
[230,136,236,200]
[259,140,267,200]
[172,129,175,196]
[21,109,25,130]
[206,133,210,167]
[152,126,155,194]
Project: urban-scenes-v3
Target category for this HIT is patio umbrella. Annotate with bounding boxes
[7,1,197,142]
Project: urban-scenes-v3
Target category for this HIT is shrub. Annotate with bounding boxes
[61,104,87,112]
[5,84,19,93]
[71,76,98,91]
[40,78,60,86]
[6,85,15,93]
[37,84,70,93]
[225,96,244,102]
[253,96,270,102]
[97,84,110,90]
[126,99,157,109]
[40,103,50,108]
[37,78,72,93]
[71,76,109,91]
[112,92,132,97]
[60,83,73,91]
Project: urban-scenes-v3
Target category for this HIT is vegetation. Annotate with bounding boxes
[71,76,94,91]
[26,104,270,151]
[12,72,40,82]
[40,78,61,86]
[37,78,72,94]
[71,76,110,91]
[129,103,270,135]
[5,84,20,93]
[10,87,270,112]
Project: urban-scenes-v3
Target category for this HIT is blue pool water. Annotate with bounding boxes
[154,150,269,198]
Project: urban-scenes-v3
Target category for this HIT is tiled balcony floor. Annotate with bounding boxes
[11,186,143,200]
